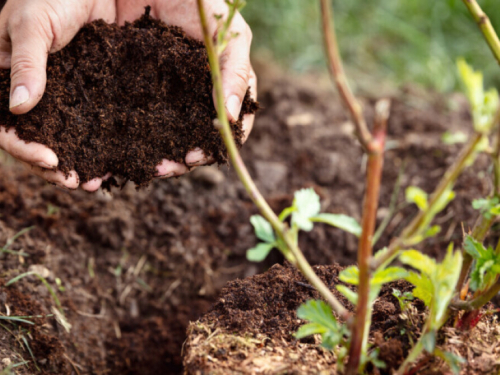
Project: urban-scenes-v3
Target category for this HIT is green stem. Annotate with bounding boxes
[196,0,349,321]
[319,0,372,151]
[461,0,500,65]
[452,279,500,311]
[345,100,390,375]
[372,132,483,270]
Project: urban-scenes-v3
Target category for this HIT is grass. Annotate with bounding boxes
[243,0,500,92]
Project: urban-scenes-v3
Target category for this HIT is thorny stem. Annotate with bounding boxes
[346,100,390,375]
[461,0,500,66]
[371,132,483,271]
[320,0,372,151]
[196,0,349,321]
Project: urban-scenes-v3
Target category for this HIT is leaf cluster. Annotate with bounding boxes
[464,235,500,292]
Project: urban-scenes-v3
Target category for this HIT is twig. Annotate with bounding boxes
[345,99,390,375]
[319,0,372,151]
[452,279,500,311]
[196,0,349,321]
[461,0,500,65]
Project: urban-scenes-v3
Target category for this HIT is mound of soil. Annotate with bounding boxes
[0,64,497,374]
[184,264,500,374]
[0,9,258,187]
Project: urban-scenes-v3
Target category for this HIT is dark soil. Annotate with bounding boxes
[0,9,258,187]
[0,64,497,374]
[184,263,498,374]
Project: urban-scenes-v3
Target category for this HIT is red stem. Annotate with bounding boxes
[345,100,390,375]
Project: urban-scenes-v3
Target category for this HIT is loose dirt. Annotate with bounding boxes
[0,63,496,374]
[0,9,258,187]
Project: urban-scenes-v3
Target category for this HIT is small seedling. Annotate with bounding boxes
[392,289,414,312]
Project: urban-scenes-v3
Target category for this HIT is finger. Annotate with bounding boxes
[185,148,215,167]
[6,10,53,114]
[218,15,253,123]
[241,67,257,143]
[155,159,189,178]
[0,126,58,168]
[21,162,79,190]
[81,178,102,192]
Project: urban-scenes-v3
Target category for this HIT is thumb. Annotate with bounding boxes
[8,16,50,114]
[217,16,252,123]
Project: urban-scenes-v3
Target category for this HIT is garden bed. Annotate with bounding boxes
[0,64,496,374]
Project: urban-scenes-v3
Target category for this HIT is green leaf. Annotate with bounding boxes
[422,331,436,353]
[246,242,275,262]
[406,186,428,211]
[436,349,466,375]
[295,322,327,338]
[292,188,321,232]
[399,250,436,275]
[464,235,486,259]
[405,271,433,306]
[339,266,359,285]
[336,285,357,305]
[295,300,344,350]
[371,267,408,286]
[250,215,275,243]
[310,213,361,237]
[294,188,321,218]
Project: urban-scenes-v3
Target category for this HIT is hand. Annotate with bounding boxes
[116,0,257,179]
[0,0,116,191]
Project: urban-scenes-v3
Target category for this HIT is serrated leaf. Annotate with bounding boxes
[406,186,428,211]
[296,300,343,350]
[339,266,359,285]
[406,271,433,306]
[250,215,275,243]
[295,322,327,338]
[246,242,275,262]
[371,267,408,286]
[294,188,321,219]
[336,285,357,305]
[400,250,436,275]
[464,235,486,259]
[311,213,361,237]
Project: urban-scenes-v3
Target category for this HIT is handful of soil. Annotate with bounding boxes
[0,10,258,187]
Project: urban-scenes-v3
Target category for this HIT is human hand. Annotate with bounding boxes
[0,0,116,191]
[116,0,257,179]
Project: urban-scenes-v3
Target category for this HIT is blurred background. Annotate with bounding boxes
[242,0,500,93]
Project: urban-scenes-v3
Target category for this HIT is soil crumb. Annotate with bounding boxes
[0,9,258,187]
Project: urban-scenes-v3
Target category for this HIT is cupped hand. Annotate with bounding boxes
[0,0,116,191]
[117,0,257,179]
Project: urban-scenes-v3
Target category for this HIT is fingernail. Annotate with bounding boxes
[36,161,56,169]
[10,85,30,109]
[226,95,242,121]
[159,172,174,179]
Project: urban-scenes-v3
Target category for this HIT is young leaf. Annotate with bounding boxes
[463,235,500,291]
[339,266,359,285]
[421,330,436,353]
[472,197,500,219]
[371,267,408,286]
[406,186,428,211]
[291,188,321,232]
[246,242,275,262]
[250,215,275,243]
[296,300,345,350]
[310,213,361,237]
[399,250,436,275]
[441,131,467,145]
[405,271,433,306]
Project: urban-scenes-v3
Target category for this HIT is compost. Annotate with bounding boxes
[0,10,258,187]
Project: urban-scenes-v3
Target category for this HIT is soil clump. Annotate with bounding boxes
[0,9,258,187]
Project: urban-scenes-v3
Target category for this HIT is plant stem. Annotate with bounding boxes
[319,0,372,151]
[452,279,500,311]
[461,0,500,65]
[196,0,349,321]
[345,100,390,375]
[371,132,483,270]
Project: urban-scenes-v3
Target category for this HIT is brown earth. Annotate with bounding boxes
[0,63,497,374]
[183,263,500,374]
[0,10,258,187]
